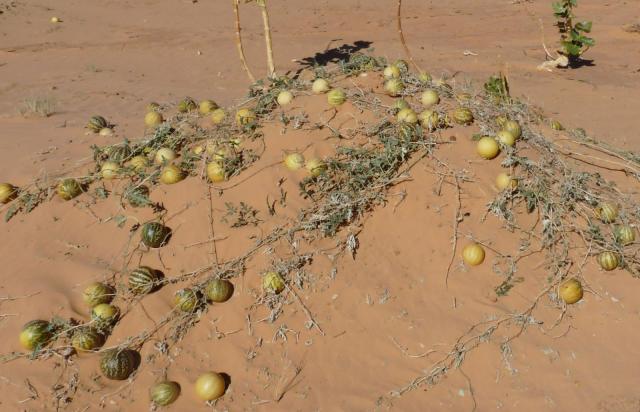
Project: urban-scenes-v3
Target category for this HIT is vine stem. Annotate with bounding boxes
[232,0,256,83]
[397,0,423,73]
[257,0,276,78]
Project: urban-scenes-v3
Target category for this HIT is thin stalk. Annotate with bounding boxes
[257,0,276,78]
[397,0,422,73]
[233,0,256,83]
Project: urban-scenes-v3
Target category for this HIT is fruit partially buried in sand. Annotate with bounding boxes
[19,320,52,350]
[71,327,104,352]
[82,282,115,307]
[57,178,82,200]
[150,381,181,406]
[462,243,485,266]
[284,153,305,171]
[262,271,285,294]
[0,183,18,204]
[306,158,327,177]
[199,100,218,115]
[159,164,184,185]
[476,137,500,160]
[312,78,330,94]
[327,89,346,107]
[195,372,226,401]
[100,348,139,380]
[205,279,234,303]
[597,251,619,271]
[559,278,583,304]
[206,162,226,183]
[128,266,161,295]
[141,222,171,248]
[145,111,164,128]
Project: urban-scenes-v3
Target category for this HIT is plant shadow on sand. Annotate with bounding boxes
[297,40,373,68]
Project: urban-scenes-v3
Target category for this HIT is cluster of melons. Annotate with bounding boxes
[283,152,327,177]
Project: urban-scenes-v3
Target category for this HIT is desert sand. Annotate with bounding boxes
[1,0,640,411]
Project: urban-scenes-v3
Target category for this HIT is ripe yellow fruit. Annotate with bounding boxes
[462,243,485,266]
[597,251,619,271]
[312,78,330,94]
[397,108,418,124]
[476,137,500,159]
[306,158,327,177]
[277,91,294,106]
[199,100,218,115]
[195,372,226,401]
[383,65,401,79]
[393,99,410,111]
[206,162,225,183]
[100,162,119,180]
[559,278,583,304]
[144,111,163,128]
[210,108,226,124]
[327,89,347,107]
[50,16,61,23]
[263,271,285,294]
[595,202,618,223]
[495,115,509,129]
[128,155,148,171]
[418,110,440,131]
[497,130,516,147]
[159,165,184,184]
[154,148,177,165]
[503,120,522,139]
[496,173,518,191]
[0,183,18,204]
[420,90,440,107]
[615,226,636,246]
[284,153,305,171]
[235,108,256,126]
[98,127,113,136]
[384,79,404,96]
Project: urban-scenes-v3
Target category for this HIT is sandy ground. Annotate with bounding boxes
[1,0,640,411]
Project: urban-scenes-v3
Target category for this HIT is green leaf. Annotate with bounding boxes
[575,21,592,33]
[4,204,19,222]
[563,42,582,56]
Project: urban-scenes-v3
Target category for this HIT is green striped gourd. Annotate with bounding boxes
[205,279,234,303]
[87,115,108,133]
[71,327,104,352]
[141,222,171,248]
[128,266,160,295]
[100,349,139,380]
[57,178,82,200]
